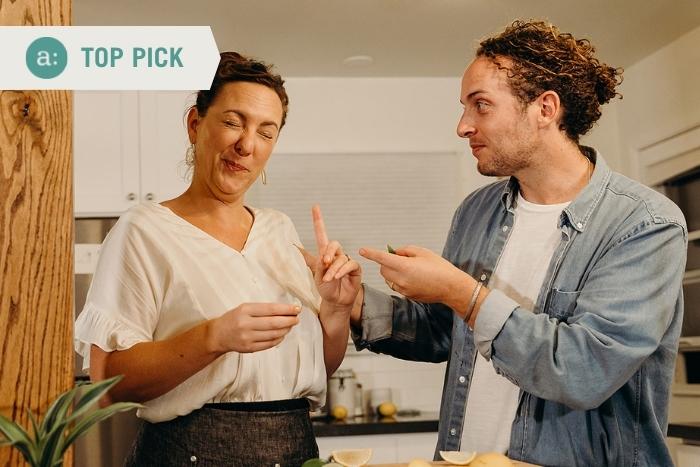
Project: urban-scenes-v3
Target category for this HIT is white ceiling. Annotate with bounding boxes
[74,0,700,77]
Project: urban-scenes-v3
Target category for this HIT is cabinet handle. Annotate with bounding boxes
[126,192,136,201]
[145,193,155,201]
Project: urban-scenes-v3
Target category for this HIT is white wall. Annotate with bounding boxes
[615,24,700,180]
[277,78,463,155]
[581,99,623,173]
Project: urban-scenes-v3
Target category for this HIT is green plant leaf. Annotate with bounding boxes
[39,385,81,437]
[58,402,140,458]
[68,375,123,421]
[0,376,140,467]
[27,410,41,442]
[37,419,68,467]
[0,413,38,464]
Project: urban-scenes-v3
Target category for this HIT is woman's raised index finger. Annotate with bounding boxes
[312,204,329,252]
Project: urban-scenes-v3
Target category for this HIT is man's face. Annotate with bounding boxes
[456,56,540,177]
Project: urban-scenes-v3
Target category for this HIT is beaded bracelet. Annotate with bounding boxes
[463,281,483,323]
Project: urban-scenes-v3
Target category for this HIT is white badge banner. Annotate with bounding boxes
[0,26,220,90]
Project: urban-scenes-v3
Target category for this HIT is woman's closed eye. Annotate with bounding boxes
[224,119,242,128]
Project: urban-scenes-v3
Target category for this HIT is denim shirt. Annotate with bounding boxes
[352,150,687,467]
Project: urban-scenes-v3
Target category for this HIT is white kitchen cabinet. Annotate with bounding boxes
[316,432,438,464]
[74,91,192,217]
[137,91,195,207]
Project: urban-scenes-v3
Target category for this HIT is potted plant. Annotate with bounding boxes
[0,375,141,467]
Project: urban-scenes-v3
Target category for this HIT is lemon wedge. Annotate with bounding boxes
[331,448,373,466]
[407,459,432,467]
[469,452,513,466]
[439,450,477,465]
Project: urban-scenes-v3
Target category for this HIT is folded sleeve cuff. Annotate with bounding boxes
[474,289,519,360]
[74,303,150,372]
[351,284,394,350]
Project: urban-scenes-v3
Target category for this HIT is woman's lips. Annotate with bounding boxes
[223,159,248,172]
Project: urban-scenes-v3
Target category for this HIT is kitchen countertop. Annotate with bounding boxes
[370,460,538,466]
[668,422,700,441]
[312,412,439,437]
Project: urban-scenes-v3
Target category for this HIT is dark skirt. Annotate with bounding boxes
[124,398,319,467]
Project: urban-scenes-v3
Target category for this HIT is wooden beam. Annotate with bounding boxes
[0,0,73,465]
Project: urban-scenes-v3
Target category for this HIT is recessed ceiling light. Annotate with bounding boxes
[342,55,374,66]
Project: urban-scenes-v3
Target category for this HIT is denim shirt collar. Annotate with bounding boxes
[499,147,611,232]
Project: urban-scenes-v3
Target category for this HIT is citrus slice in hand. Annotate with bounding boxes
[331,448,373,466]
[439,450,477,465]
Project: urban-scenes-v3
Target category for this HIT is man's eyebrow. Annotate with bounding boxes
[460,90,487,105]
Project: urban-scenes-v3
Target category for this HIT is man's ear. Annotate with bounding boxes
[537,90,561,129]
[186,107,199,144]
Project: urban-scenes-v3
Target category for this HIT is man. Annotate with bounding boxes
[351,20,687,466]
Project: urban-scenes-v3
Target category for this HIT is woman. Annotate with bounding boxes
[74,52,360,466]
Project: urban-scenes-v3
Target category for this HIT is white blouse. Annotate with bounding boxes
[74,202,326,422]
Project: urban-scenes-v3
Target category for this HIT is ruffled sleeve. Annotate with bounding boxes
[74,303,152,371]
[74,208,163,372]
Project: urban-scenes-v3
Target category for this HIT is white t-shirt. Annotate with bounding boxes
[74,202,326,422]
[461,192,569,453]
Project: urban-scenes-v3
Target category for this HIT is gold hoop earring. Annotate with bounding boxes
[261,169,267,185]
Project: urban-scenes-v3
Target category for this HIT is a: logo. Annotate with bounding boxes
[26,37,67,79]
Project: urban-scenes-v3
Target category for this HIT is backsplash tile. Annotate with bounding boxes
[339,353,446,413]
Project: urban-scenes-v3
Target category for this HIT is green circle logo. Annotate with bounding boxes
[26,37,68,79]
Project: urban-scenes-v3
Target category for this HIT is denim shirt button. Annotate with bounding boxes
[502,225,509,232]
[450,428,457,436]
[458,376,466,383]
[577,222,583,229]
[480,273,487,281]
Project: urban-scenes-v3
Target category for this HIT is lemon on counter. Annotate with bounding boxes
[407,459,432,467]
[439,450,477,465]
[376,401,397,417]
[331,405,349,420]
[331,448,372,466]
[469,452,513,466]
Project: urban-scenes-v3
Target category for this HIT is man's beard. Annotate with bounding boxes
[476,146,533,177]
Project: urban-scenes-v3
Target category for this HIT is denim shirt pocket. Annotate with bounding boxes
[547,288,582,321]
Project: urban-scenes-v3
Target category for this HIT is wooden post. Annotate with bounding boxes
[0,0,73,465]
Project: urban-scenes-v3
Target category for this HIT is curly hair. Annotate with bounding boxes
[194,51,289,128]
[477,20,623,142]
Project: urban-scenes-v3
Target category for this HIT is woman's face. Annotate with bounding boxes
[187,81,284,201]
